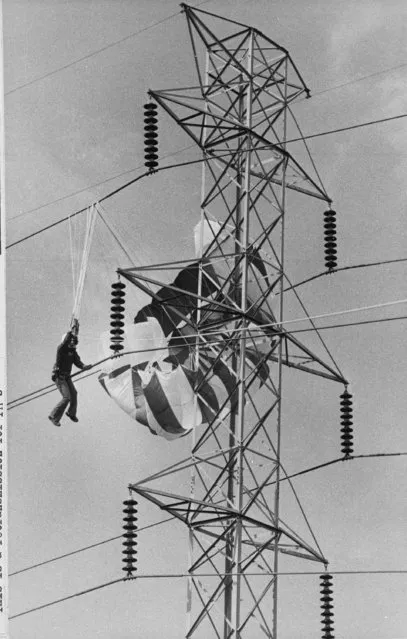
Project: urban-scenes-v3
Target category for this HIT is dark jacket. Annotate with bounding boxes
[52,331,85,378]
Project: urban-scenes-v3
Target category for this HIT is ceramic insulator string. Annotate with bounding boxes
[144,102,159,173]
[340,389,354,456]
[110,281,126,353]
[122,498,138,577]
[320,573,335,638]
[323,209,338,270]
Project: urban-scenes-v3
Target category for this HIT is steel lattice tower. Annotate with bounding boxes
[124,5,348,638]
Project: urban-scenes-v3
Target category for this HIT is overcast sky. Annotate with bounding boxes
[4,1,407,638]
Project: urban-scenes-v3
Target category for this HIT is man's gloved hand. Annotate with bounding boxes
[83,364,92,371]
[51,372,57,382]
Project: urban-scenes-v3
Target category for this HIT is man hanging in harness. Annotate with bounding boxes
[48,319,92,427]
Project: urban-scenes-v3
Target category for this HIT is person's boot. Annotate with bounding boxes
[66,412,79,422]
[48,416,61,427]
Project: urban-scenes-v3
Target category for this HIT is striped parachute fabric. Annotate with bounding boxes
[99,221,277,440]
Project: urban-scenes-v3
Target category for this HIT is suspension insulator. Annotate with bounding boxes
[320,574,335,638]
[122,498,138,577]
[340,389,354,456]
[323,210,338,270]
[144,102,159,173]
[110,281,126,354]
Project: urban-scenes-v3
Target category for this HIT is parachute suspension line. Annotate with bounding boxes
[319,573,335,638]
[340,387,354,457]
[68,213,77,309]
[122,496,138,578]
[110,279,126,354]
[70,202,98,325]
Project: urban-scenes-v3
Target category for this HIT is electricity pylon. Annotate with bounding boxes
[125,5,347,638]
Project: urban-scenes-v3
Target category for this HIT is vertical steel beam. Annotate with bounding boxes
[272,54,289,639]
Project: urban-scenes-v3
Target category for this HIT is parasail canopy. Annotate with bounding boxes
[99,219,279,440]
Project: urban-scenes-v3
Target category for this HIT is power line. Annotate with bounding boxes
[289,313,407,335]
[5,0,214,96]
[10,517,174,577]
[311,62,407,98]
[9,566,407,620]
[8,368,100,409]
[9,578,124,620]
[8,144,195,223]
[284,257,407,292]
[9,109,407,251]
[9,63,407,224]
[285,112,407,144]
[8,111,407,249]
[7,313,407,411]
[6,151,228,250]
[6,12,180,97]
[8,451,407,618]
[266,453,407,487]
[94,569,407,578]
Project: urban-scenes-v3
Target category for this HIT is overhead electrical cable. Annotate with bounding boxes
[9,144,196,222]
[8,111,407,250]
[11,566,407,621]
[311,62,407,98]
[288,313,407,334]
[8,369,100,410]
[6,151,236,249]
[9,578,125,620]
[9,65,407,224]
[266,452,407,487]
[284,112,407,144]
[10,517,174,578]
[5,0,214,97]
[8,453,406,587]
[284,257,407,292]
[8,312,407,411]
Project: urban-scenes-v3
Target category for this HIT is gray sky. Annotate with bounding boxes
[5,1,407,638]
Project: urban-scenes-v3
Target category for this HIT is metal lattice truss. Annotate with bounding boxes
[125,5,347,639]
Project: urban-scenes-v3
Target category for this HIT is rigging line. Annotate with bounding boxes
[9,144,196,222]
[9,578,124,620]
[283,257,407,293]
[10,517,174,578]
[68,214,76,307]
[284,112,407,145]
[7,314,407,411]
[72,203,98,320]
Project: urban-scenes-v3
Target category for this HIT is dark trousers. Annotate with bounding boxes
[49,376,78,422]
